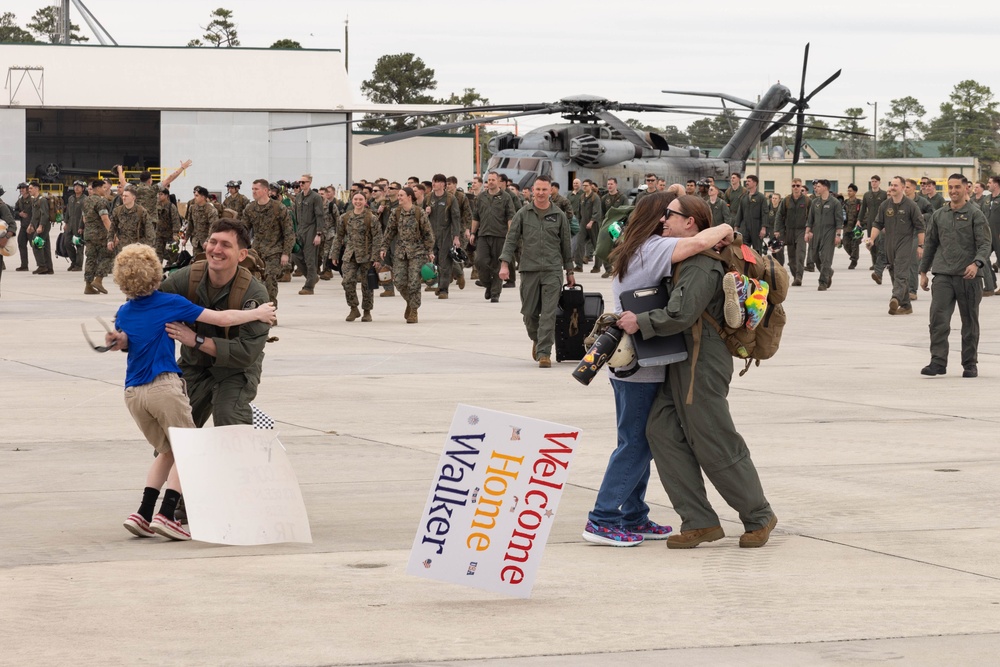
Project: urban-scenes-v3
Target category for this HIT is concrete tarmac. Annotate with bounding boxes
[2,250,1000,667]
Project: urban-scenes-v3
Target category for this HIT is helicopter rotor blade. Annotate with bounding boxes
[270,103,555,133]
[659,90,756,109]
[593,110,650,149]
[798,43,810,105]
[759,110,797,142]
[359,107,563,146]
[802,69,842,105]
[792,108,806,165]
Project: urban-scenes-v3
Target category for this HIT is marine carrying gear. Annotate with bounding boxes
[673,233,788,404]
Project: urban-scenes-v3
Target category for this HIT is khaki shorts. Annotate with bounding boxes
[123,372,196,455]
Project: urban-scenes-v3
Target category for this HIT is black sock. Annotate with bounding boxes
[138,487,160,522]
[158,489,181,520]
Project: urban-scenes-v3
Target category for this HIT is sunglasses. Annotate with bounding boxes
[81,317,117,353]
[664,209,686,220]
[645,178,656,182]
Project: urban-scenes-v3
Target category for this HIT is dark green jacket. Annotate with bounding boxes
[500,203,572,272]
[919,201,991,276]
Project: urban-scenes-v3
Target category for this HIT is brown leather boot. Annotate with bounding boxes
[361,309,372,322]
[346,307,361,321]
[92,275,108,294]
[739,515,777,548]
[380,288,395,297]
[84,281,99,295]
[277,272,291,283]
[666,526,725,549]
[404,304,412,319]
[406,309,418,324]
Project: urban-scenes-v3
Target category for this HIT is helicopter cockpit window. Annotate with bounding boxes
[487,156,501,171]
[518,158,540,172]
[500,158,513,169]
[540,160,553,177]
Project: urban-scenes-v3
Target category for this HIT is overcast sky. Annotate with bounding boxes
[19,0,997,139]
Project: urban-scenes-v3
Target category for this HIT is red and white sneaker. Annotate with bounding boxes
[123,513,156,538]
[150,513,191,541]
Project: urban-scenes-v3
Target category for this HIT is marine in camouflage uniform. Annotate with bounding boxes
[223,190,250,218]
[319,192,340,280]
[187,191,219,254]
[109,198,153,252]
[133,183,158,221]
[82,183,114,293]
[155,191,182,264]
[842,187,862,269]
[332,205,383,320]
[242,195,295,309]
[380,202,434,322]
[0,195,15,293]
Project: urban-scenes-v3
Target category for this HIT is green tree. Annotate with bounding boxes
[925,80,1000,172]
[26,6,88,43]
[801,115,833,140]
[188,8,239,47]
[360,53,437,132]
[270,38,302,49]
[878,96,926,158]
[0,12,37,43]
[686,109,739,148]
[834,107,870,159]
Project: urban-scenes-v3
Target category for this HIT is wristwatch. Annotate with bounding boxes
[193,334,206,350]
[975,259,984,268]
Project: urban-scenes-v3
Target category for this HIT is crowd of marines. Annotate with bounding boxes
[1,164,995,374]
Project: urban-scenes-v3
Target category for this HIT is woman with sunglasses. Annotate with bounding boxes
[583,191,734,546]
[618,195,778,550]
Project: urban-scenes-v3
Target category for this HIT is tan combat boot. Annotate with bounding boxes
[380,287,395,297]
[739,515,777,548]
[666,526,725,549]
[406,309,418,324]
[92,275,108,294]
[277,272,291,283]
[346,307,361,321]
[404,304,412,320]
[456,271,466,289]
[84,281,99,295]
[361,310,372,322]
[538,355,551,368]
[320,270,333,281]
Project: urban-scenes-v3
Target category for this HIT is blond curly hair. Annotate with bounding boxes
[113,244,162,298]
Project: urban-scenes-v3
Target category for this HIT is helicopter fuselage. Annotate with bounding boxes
[485,122,743,192]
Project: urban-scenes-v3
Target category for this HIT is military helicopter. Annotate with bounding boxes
[274,45,866,192]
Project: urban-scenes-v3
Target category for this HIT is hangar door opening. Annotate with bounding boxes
[25,109,159,184]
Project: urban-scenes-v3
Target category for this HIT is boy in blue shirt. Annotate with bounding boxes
[107,244,275,540]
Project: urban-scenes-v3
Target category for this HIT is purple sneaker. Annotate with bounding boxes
[629,520,673,540]
[582,520,643,547]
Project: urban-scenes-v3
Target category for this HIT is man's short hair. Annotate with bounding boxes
[891,175,905,187]
[194,186,209,198]
[253,178,269,188]
[607,177,618,185]
[746,175,759,185]
[791,178,803,185]
[847,183,858,192]
[551,182,561,190]
[814,178,830,189]
[534,175,552,184]
[686,179,696,185]
[208,218,252,249]
[139,171,152,183]
[990,176,1000,187]
[949,173,968,184]
[92,179,106,189]
[446,176,458,185]
[870,175,881,182]
[645,172,658,180]
[731,172,742,178]
[906,178,919,188]
[432,173,447,183]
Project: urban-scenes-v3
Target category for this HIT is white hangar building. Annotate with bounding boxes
[0,43,473,195]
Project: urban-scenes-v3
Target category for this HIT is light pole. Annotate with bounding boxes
[866,101,878,159]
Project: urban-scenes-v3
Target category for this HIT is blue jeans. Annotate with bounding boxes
[588,379,659,528]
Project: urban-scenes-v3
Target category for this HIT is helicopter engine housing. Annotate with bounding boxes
[569,136,642,168]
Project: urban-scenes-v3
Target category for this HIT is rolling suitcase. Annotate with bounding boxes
[555,284,604,362]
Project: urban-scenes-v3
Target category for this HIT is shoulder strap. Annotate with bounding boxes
[187,261,207,304]
[223,266,254,338]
